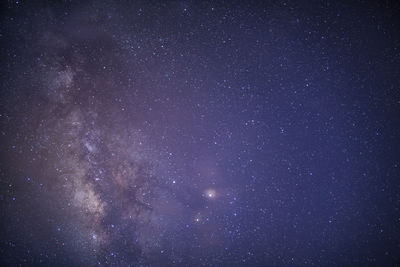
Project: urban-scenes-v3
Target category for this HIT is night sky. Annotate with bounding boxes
[1,0,400,266]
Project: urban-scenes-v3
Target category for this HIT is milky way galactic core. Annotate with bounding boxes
[1,1,400,266]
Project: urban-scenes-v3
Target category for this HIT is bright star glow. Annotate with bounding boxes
[204,189,216,199]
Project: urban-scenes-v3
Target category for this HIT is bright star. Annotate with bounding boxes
[204,189,217,199]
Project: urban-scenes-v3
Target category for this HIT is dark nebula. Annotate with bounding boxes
[1,1,400,266]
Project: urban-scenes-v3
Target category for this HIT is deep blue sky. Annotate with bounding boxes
[1,0,400,266]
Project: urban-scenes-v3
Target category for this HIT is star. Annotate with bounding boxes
[204,189,217,199]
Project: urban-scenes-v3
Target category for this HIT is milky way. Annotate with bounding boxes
[1,1,400,266]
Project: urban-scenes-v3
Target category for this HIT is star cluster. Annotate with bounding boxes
[1,0,400,266]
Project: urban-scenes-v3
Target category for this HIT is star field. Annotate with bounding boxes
[1,0,400,266]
